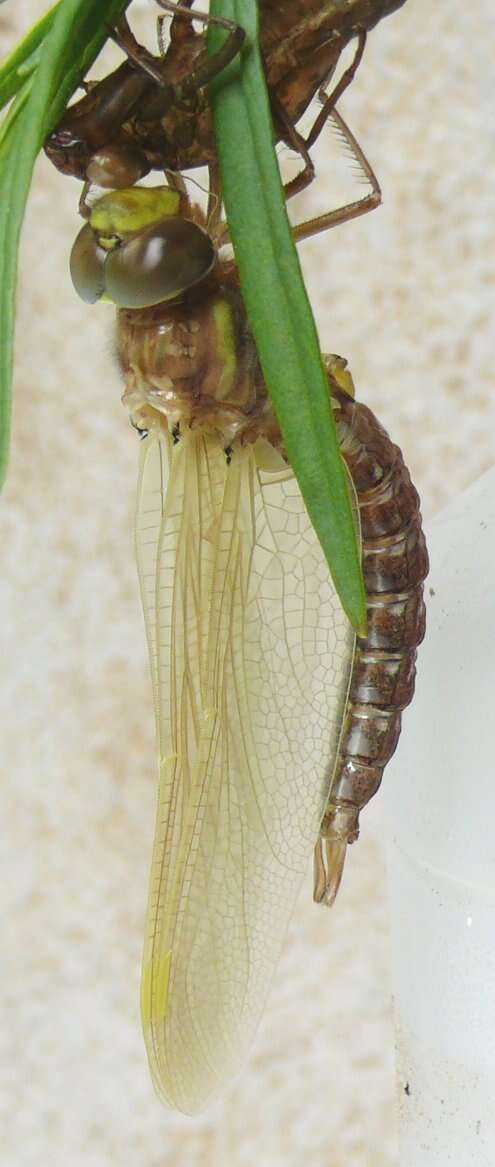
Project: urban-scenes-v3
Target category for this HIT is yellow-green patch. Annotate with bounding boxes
[141,950,172,1029]
[90,186,182,241]
[213,298,237,401]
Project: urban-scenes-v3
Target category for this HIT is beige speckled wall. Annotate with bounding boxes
[2,3,494,1165]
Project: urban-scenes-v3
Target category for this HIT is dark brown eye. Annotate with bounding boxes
[86,143,150,189]
[103,218,215,308]
[69,222,107,303]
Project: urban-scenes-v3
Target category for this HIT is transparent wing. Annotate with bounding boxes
[135,428,355,1113]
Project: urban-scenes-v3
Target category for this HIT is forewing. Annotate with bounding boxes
[135,430,355,1113]
[135,428,170,711]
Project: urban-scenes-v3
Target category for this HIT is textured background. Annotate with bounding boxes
[1,2,494,1164]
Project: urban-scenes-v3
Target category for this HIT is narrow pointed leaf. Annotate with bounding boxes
[209,0,366,633]
[0,0,131,487]
[0,2,62,111]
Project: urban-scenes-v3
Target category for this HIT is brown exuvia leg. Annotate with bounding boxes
[292,109,381,244]
[154,0,245,99]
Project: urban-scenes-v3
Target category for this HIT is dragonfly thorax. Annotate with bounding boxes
[117,280,281,448]
[69,185,282,447]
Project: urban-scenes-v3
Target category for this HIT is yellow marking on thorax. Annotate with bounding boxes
[212,299,237,401]
[326,353,356,398]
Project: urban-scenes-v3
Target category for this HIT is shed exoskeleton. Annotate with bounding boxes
[46,0,407,236]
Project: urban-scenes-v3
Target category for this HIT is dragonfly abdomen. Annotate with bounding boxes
[315,381,429,904]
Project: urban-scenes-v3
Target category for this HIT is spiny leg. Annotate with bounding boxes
[291,108,381,243]
[279,29,367,204]
[213,99,380,249]
[307,28,367,150]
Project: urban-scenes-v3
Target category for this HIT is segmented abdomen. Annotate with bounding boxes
[318,384,429,888]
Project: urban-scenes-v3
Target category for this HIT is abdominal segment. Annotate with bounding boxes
[314,377,429,904]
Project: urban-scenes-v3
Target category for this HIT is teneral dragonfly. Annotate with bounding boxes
[70,180,427,1111]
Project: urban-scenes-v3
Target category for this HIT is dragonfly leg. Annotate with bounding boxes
[306,29,367,150]
[206,162,224,238]
[158,0,195,57]
[155,1,245,99]
[291,108,381,243]
[78,180,92,219]
[269,88,316,202]
[273,29,367,203]
[111,17,175,90]
[210,97,379,249]
[163,169,188,196]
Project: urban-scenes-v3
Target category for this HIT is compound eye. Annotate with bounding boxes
[70,222,107,303]
[86,143,150,189]
[104,217,216,308]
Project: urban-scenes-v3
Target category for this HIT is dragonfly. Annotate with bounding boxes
[69,174,428,1112]
[45,0,406,234]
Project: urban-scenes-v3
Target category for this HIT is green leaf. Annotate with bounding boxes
[0,0,131,488]
[208,0,367,633]
[0,2,62,112]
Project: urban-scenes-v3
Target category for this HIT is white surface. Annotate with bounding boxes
[1,2,495,1165]
[384,468,495,1166]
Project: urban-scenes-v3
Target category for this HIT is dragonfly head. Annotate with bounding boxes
[45,129,150,187]
[70,185,216,309]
